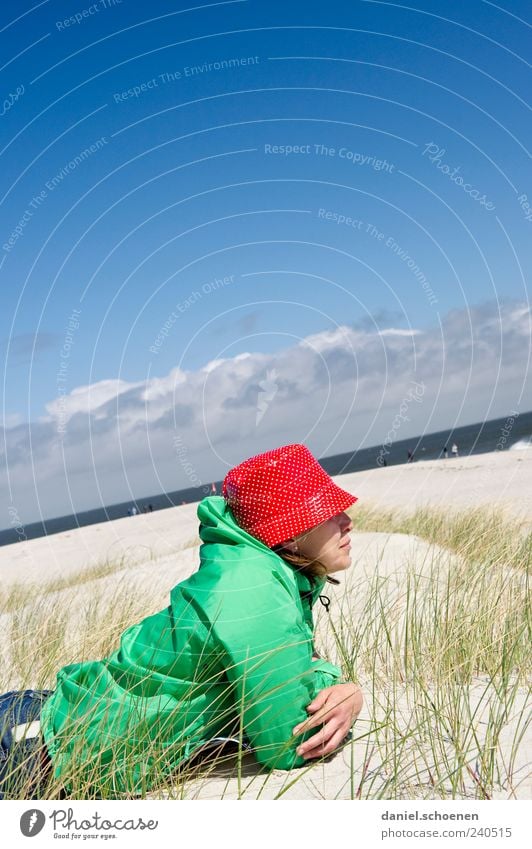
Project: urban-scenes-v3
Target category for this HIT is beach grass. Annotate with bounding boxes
[0,504,529,800]
[349,502,531,572]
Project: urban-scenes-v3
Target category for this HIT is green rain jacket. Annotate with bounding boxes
[40,496,343,795]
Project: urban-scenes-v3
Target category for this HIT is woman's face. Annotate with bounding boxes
[287,511,354,574]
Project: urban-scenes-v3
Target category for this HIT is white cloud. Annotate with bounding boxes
[201,358,229,374]
[141,367,187,402]
[2,299,530,525]
[298,325,367,354]
[44,378,142,423]
[2,413,23,429]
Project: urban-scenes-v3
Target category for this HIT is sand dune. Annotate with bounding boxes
[0,450,530,800]
[339,449,532,519]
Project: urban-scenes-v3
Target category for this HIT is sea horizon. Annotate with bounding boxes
[2,408,530,548]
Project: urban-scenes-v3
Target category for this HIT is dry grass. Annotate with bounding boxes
[0,505,529,800]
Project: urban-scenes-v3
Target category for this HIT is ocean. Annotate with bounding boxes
[1,408,530,548]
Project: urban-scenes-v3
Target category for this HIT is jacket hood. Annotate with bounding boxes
[196,495,327,600]
[197,495,273,553]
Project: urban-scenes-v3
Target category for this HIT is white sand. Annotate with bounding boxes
[338,448,532,520]
[1,449,530,588]
[0,501,201,588]
[0,449,530,799]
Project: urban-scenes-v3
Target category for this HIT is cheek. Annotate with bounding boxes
[299,521,338,559]
[314,530,338,559]
[301,534,326,560]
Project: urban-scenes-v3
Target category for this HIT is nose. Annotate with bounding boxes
[337,511,353,531]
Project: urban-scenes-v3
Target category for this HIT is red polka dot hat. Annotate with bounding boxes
[222,443,358,547]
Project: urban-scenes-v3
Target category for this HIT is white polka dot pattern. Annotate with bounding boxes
[222,443,358,547]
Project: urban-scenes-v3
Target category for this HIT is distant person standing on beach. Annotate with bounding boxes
[451,443,459,457]
[407,450,414,463]
[442,445,448,458]
[0,444,362,799]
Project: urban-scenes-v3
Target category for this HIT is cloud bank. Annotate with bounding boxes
[1,298,530,525]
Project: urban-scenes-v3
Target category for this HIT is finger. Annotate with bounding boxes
[300,723,350,760]
[306,698,327,713]
[305,690,329,713]
[293,701,337,735]
[301,727,347,761]
[296,729,328,757]
[296,718,339,757]
[293,712,325,736]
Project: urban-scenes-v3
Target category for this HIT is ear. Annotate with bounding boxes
[283,538,299,554]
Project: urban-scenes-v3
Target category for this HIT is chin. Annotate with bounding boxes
[340,552,353,570]
[328,555,352,574]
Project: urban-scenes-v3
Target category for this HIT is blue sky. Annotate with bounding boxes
[1,0,531,524]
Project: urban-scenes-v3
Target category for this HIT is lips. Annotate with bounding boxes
[339,538,351,549]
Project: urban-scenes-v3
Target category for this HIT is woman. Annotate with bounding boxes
[0,443,363,799]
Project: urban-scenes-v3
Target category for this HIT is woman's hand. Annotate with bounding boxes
[292,682,363,761]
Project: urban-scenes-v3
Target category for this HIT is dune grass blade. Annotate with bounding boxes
[0,504,529,799]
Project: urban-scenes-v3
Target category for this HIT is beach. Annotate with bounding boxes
[1,448,530,800]
[1,449,530,588]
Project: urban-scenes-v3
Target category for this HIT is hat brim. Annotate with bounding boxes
[255,481,358,547]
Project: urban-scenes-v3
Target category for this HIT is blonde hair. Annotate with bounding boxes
[271,543,340,586]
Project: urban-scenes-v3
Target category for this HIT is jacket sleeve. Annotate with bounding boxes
[204,566,342,771]
[311,657,343,690]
